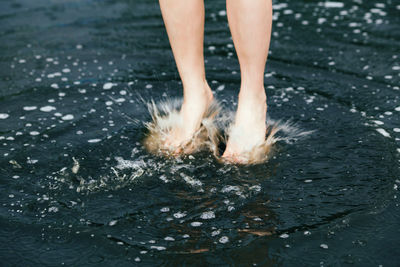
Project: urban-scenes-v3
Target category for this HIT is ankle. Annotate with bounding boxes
[183,80,213,102]
[238,86,266,103]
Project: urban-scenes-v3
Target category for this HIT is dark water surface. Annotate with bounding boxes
[1,0,400,266]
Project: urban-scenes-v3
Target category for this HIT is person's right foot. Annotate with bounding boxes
[162,81,214,153]
[222,88,267,163]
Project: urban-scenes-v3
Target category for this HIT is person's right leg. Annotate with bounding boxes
[159,0,213,151]
[223,0,273,162]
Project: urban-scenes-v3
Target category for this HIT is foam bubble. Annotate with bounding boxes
[51,83,59,89]
[61,114,74,121]
[173,212,186,219]
[200,211,215,220]
[160,207,170,213]
[180,173,202,188]
[320,244,329,249]
[219,236,229,243]
[150,246,166,251]
[211,230,221,236]
[103,83,114,90]
[324,2,344,8]
[280,233,289,238]
[218,10,226,16]
[40,106,56,112]
[372,120,384,125]
[88,139,101,143]
[109,220,118,226]
[23,106,37,111]
[0,113,9,119]
[376,128,391,138]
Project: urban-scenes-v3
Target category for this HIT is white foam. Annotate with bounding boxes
[115,98,125,103]
[23,106,37,111]
[103,82,114,90]
[324,1,344,8]
[372,120,384,125]
[221,185,240,193]
[219,236,229,243]
[376,128,391,138]
[180,173,202,188]
[150,246,166,251]
[114,157,145,170]
[273,3,288,10]
[29,131,40,136]
[394,128,400,133]
[395,106,400,111]
[61,114,74,121]
[190,222,202,227]
[200,211,215,220]
[320,244,329,249]
[173,212,186,219]
[48,206,58,212]
[211,230,221,236]
[88,139,101,143]
[0,113,9,119]
[40,106,56,112]
[109,220,118,226]
[160,207,170,213]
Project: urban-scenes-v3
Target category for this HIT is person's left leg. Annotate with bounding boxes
[223,0,273,162]
[159,0,213,152]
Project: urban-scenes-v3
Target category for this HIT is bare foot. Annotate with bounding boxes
[222,88,267,163]
[163,81,214,153]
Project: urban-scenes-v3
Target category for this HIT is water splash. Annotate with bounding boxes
[143,98,314,164]
[143,98,221,156]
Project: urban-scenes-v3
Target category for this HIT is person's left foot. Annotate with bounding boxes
[222,88,267,163]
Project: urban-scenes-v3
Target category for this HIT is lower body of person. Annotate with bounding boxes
[158,0,273,163]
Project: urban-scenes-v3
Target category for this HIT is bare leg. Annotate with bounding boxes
[222,0,273,161]
[159,0,213,152]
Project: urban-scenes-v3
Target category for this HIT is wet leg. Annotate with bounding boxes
[222,0,273,161]
[159,0,213,151]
